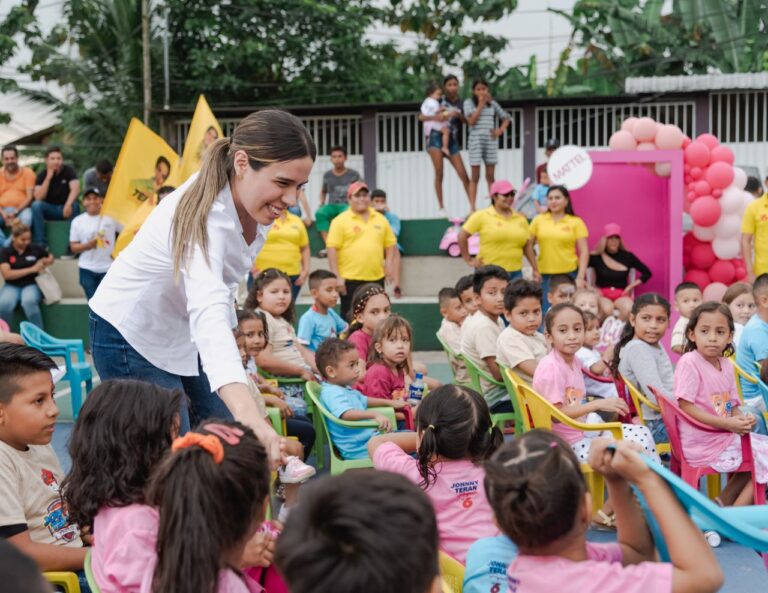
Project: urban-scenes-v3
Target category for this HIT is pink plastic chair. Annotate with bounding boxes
[0,319,10,333]
[652,386,766,505]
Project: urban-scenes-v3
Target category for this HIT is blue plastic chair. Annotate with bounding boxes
[635,451,768,569]
[20,322,93,419]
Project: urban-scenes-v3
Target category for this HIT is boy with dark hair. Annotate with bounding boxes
[297,269,348,352]
[82,159,113,196]
[497,279,547,383]
[316,338,405,460]
[315,146,361,251]
[460,265,509,411]
[546,274,576,308]
[371,188,404,297]
[737,273,768,410]
[276,471,441,593]
[671,281,703,354]
[436,287,469,383]
[455,274,478,315]
[0,344,85,573]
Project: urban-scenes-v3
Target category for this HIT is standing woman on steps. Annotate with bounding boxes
[89,110,316,465]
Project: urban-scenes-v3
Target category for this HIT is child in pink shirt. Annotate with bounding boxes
[485,431,723,593]
[674,302,768,505]
[345,283,391,364]
[368,384,503,563]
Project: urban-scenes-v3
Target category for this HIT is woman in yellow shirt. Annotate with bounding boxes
[253,210,310,300]
[529,185,589,309]
[458,179,539,281]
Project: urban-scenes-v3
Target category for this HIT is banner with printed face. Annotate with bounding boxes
[179,95,224,182]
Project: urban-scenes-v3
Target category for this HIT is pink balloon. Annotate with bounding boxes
[710,145,734,165]
[696,133,719,149]
[655,124,685,150]
[633,117,658,142]
[690,166,703,180]
[685,141,711,168]
[690,196,722,227]
[694,180,711,196]
[682,135,692,148]
[637,141,656,151]
[684,269,711,290]
[684,174,692,184]
[683,232,699,253]
[608,130,638,151]
[690,242,716,269]
[708,260,736,285]
[683,253,692,268]
[705,161,735,190]
[621,117,639,133]
[712,189,723,198]
[703,281,729,302]
[684,163,691,173]
[687,191,697,201]
[735,267,748,281]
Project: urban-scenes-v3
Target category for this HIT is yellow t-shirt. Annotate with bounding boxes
[255,212,309,276]
[529,212,588,274]
[326,208,397,280]
[742,195,768,276]
[462,207,530,272]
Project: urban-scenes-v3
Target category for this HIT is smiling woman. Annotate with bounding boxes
[88,111,317,467]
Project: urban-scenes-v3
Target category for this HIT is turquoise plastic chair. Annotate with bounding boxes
[634,451,768,569]
[305,381,397,475]
[20,322,93,419]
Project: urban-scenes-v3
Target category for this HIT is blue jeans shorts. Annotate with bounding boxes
[427,129,459,155]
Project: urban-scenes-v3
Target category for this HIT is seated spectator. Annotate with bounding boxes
[315,146,361,254]
[436,287,469,384]
[497,279,547,383]
[0,223,53,329]
[82,159,113,196]
[69,187,122,300]
[0,145,34,247]
[547,274,576,308]
[576,311,618,399]
[371,188,404,298]
[736,274,768,411]
[455,274,478,315]
[31,147,80,245]
[0,344,86,574]
[297,269,348,352]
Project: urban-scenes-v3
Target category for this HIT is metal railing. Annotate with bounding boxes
[710,91,768,143]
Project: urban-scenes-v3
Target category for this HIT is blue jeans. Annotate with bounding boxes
[0,283,43,328]
[0,207,32,246]
[508,270,523,281]
[31,200,79,244]
[79,268,106,301]
[89,310,232,434]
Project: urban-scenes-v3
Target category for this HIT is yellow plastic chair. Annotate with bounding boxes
[83,549,103,593]
[496,364,530,435]
[439,551,465,593]
[516,382,623,510]
[621,377,671,457]
[44,572,81,593]
[305,381,397,475]
[729,355,755,402]
[435,333,472,388]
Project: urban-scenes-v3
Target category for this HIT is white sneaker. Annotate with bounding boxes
[438,207,448,219]
[278,456,316,484]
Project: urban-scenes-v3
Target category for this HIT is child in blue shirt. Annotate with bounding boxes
[316,338,406,459]
[297,270,348,352]
[371,188,404,298]
[737,275,768,412]
[463,535,518,593]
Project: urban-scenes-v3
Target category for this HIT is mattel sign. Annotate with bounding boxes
[547,145,593,190]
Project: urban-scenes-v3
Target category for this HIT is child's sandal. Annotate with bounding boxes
[592,510,616,531]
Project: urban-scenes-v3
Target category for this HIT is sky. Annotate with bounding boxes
[0,0,577,144]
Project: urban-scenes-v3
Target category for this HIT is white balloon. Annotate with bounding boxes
[692,225,716,242]
[654,162,671,177]
[712,236,741,259]
[712,214,741,238]
[743,191,755,212]
[720,186,743,214]
[732,167,747,191]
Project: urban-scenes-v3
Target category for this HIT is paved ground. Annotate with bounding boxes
[51,353,767,591]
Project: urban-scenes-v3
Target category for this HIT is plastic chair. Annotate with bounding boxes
[729,355,755,402]
[20,322,93,419]
[497,364,529,435]
[439,551,465,593]
[460,354,515,432]
[305,381,397,475]
[634,451,768,569]
[435,332,472,388]
[83,549,103,593]
[652,387,766,505]
[44,572,81,593]
[516,382,623,509]
[266,406,287,435]
[620,377,671,457]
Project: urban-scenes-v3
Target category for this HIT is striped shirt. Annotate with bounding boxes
[464,99,510,139]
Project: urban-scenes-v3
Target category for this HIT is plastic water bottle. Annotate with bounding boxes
[409,373,425,403]
[704,530,721,548]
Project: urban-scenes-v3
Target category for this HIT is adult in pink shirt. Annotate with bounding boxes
[367,384,503,563]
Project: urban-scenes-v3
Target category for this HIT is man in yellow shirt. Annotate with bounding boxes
[741,190,768,281]
[327,181,397,319]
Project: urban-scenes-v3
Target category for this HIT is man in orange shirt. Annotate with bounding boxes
[0,145,35,246]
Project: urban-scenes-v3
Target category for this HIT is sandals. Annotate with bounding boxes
[393,286,403,299]
[592,510,617,531]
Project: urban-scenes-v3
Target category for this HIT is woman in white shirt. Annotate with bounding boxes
[89,110,316,464]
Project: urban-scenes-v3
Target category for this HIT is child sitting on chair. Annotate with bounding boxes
[576,311,618,400]
[297,270,348,352]
[436,287,469,384]
[497,279,547,384]
[316,338,407,460]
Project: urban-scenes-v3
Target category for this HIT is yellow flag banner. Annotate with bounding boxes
[102,118,180,226]
[179,95,223,182]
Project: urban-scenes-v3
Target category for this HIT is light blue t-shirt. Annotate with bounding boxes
[297,307,348,352]
[532,183,549,207]
[320,382,375,460]
[736,314,768,400]
[463,535,518,593]
[383,210,403,253]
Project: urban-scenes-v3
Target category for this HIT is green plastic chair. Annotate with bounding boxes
[266,406,286,435]
[305,381,397,475]
[497,363,528,436]
[434,332,472,388]
[83,548,103,593]
[460,353,515,432]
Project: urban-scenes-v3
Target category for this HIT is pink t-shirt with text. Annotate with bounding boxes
[361,362,405,399]
[532,350,587,444]
[348,330,373,365]
[372,442,499,563]
[674,351,740,466]
[507,542,672,593]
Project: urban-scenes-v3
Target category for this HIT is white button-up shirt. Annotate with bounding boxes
[90,176,268,391]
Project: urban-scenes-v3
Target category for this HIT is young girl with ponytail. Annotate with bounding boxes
[367,384,503,562]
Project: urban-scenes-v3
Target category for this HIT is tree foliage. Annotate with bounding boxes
[0,0,39,123]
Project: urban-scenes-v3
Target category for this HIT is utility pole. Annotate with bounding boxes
[142,0,151,124]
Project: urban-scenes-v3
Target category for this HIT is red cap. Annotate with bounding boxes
[347,181,369,198]
[603,223,622,238]
[490,179,515,195]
